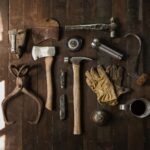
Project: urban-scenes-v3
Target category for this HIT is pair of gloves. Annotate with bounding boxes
[85,65,130,106]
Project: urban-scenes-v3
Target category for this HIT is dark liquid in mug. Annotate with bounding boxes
[131,100,146,116]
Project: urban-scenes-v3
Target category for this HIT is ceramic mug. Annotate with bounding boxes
[119,98,150,118]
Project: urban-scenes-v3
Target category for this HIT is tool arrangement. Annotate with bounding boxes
[4,16,149,136]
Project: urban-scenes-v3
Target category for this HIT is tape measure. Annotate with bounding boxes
[67,37,83,51]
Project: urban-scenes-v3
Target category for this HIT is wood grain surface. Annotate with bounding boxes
[0,0,150,150]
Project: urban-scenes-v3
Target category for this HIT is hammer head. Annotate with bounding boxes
[109,17,118,38]
[64,57,92,64]
[32,46,56,60]
[91,38,100,49]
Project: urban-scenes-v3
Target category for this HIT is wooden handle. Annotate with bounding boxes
[45,57,53,111]
[73,64,81,135]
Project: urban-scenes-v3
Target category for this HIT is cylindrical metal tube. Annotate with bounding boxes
[119,104,128,110]
[91,39,124,60]
[99,43,123,60]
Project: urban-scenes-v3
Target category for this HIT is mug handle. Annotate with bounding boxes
[119,104,128,110]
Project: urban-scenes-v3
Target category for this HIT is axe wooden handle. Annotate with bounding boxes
[45,56,53,111]
[72,64,81,135]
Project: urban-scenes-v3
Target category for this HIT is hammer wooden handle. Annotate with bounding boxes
[73,64,81,135]
[45,57,53,111]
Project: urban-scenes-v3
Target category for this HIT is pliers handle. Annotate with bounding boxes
[2,64,43,125]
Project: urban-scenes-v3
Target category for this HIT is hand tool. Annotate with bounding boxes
[60,70,66,89]
[32,19,59,111]
[64,56,92,135]
[32,46,55,111]
[124,33,148,86]
[91,38,124,60]
[67,36,83,52]
[59,94,66,120]
[91,110,110,126]
[2,64,43,125]
[8,29,26,58]
[65,17,118,38]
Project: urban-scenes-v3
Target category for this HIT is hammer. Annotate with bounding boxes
[64,57,92,135]
[65,17,118,38]
[32,46,55,110]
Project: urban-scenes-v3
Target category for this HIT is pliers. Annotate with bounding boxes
[2,64,43,125]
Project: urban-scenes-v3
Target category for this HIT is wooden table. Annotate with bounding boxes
[0,0,150,150]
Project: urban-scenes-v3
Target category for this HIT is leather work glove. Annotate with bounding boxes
[85,65,118,106]
[106,65,130,97]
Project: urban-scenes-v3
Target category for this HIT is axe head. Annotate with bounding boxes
[32,19,59,44]
[32,46,56,60]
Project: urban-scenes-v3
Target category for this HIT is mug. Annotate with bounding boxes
[119,98,150,118]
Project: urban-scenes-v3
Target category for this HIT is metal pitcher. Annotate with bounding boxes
[119,98,150,118]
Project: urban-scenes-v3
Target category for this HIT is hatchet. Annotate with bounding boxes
[32,19,59,111]
[32,46,55,111]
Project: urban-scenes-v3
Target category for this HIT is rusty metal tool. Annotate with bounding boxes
[60,70,66,89]
[65,17,118,38]
[2,64,43,125]
[59,94,66,120]
[91,38,124,60]
[124,33,148,86]
[32,46,56,111]
[64,57,92,135]
[8,29,27,58]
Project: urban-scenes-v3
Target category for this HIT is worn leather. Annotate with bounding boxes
[85,65,118,106]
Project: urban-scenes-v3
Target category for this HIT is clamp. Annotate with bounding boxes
[2,64,43,125]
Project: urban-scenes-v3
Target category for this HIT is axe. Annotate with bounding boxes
[32,19,59,111]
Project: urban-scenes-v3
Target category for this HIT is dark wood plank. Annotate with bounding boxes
[142,1,150,150]
[66,0,84,24]
[23,1,54,150]
[126,1,145,150]
[0,0,9,46]
[9,0,24,28]
[53,0,84,150]
[0,0,25,150]
[111,1,129,150]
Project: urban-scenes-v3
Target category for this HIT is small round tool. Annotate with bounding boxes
[91,110,110,126]
[67,37,83,52]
